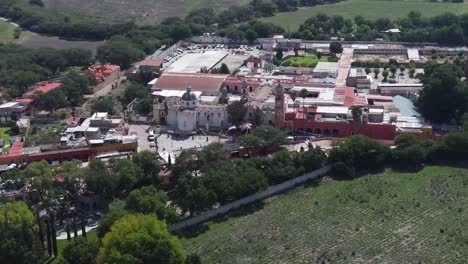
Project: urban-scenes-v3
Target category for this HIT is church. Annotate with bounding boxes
[164,87,229,134]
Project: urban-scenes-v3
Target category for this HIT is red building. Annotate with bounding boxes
[288,107,396,140]
[84,64,121,93]
[22,82,62,99]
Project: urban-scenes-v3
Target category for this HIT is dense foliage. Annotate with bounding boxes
[0,202,44,264]
[97,214,185,264]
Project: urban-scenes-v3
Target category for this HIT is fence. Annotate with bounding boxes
[168,165,332,232]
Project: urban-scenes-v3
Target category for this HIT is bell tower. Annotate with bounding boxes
[274,84,285,128]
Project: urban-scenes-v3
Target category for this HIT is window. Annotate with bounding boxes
[235,86,238,91]
[249,86,252,92]
[269,120,273,125]
[192,102,195,105]
[226,85,230,89]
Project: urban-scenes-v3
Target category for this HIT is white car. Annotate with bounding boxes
[150,141,156,148]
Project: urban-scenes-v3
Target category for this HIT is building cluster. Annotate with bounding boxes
[145,39,432,141]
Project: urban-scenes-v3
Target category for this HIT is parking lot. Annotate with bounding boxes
[162,44,261,73]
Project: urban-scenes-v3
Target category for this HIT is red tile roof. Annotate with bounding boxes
[84,65,120,81]
[23,82,62,99]
[139,60,163,68]
[154,73,228,92]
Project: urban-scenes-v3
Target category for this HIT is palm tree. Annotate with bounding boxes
[365,67,371,75]
[290,92,297,112]
[351,106,363,134]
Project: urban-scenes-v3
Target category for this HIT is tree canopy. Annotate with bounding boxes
[97,214,185,264]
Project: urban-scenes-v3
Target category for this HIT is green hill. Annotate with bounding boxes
[181,166,468,263]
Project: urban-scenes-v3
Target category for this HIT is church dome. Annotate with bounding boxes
[181,87,196,101]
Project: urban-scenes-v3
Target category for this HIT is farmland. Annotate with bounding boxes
[42,0,249,25]
[181,166,468,263]
[261,0,468,31]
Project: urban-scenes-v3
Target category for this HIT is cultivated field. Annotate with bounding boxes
[181,166,468,263]
[42,0,248,25]
[262,0,468,31]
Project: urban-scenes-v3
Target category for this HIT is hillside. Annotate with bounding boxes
[261,0,468,31]
[181,166,468,263]
[42,0,247,25]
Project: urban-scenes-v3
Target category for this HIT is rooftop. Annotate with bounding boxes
[139,60,163,68]
[314,62,339,73]
[23,82,62,99]
[154,73,228,93]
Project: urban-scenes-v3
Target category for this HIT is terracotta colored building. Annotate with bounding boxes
[84,65,121,93]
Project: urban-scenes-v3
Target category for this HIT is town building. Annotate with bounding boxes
[0,101,29,124]
[312,62,339,78]
[153,73,228,96]
[163,87,228,134]
[22,82,62,99]
[84,64,121,93]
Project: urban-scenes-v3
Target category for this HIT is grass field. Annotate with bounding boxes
[181,166,468,263]
[0,20,32,43]
[42,0,248,25]
[261,0,468,31]
[282,55,331,67]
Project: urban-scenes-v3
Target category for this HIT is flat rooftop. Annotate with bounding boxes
[314,62,339,72]
[165,50,228,73]
[153,73,228,93]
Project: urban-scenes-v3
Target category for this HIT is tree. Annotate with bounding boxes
[132,151,161,186]
[23,161,53,199]
[85,159,117,201]
[382,70,389,82]
[97,214,185,264]
[97,37,144,69]
[136,98,153,116]
[409,67,416,78]
[125,186,178,223]
[329,42,343,55]
[112,159,143,195]
[399,65,406,75]
[252,107,264,126]
[365,67,371,75]
[245,29,259,44]
[0,202,44,264]
[91,97,115,114]
[29,0,44,6]
[329,135,391,176]
[61,71,92,106]
[351,106,363,132]
[123,83,148,104]
[62,237,99,264]
[227,101,247,126]
[219,63,230,74]
[33,89,68,112]
[275,49,283,60]
[417,64,467,124]
[97,200,128,238]
[389,65,397,78]
[373,68,380,78]
[241,126,287,150]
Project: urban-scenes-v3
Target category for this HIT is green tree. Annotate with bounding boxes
[227,101,247,126]
[23,161,53,199]
[382,70,389,82]
[97,214,185,264]
[329,42,343,55]
[389,65,397,78]
[373,68,380,78]
[136,98,153,116]
[252,107,264,126]
[132,150,161,186]
[61,71,92,106]
[399,65,406,75]
[275,49,283,60]
[123,83,148,104]
[62,237,99,264]
[97,200,128,238]
[219,63,230,74]
[409,67,416,78]
[0,202,44,264]
[365,67,371,75]
[125,186,178,223]
[97,37,144,69]
[92,97,115,114]
[241,126,287,150]
[32,89,68,112]
[85,159,117,201]
[300,88,308,109]
[418,64,467,124]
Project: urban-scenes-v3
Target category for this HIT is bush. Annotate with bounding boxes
[282,61,291,66]
[291,62,299,67]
